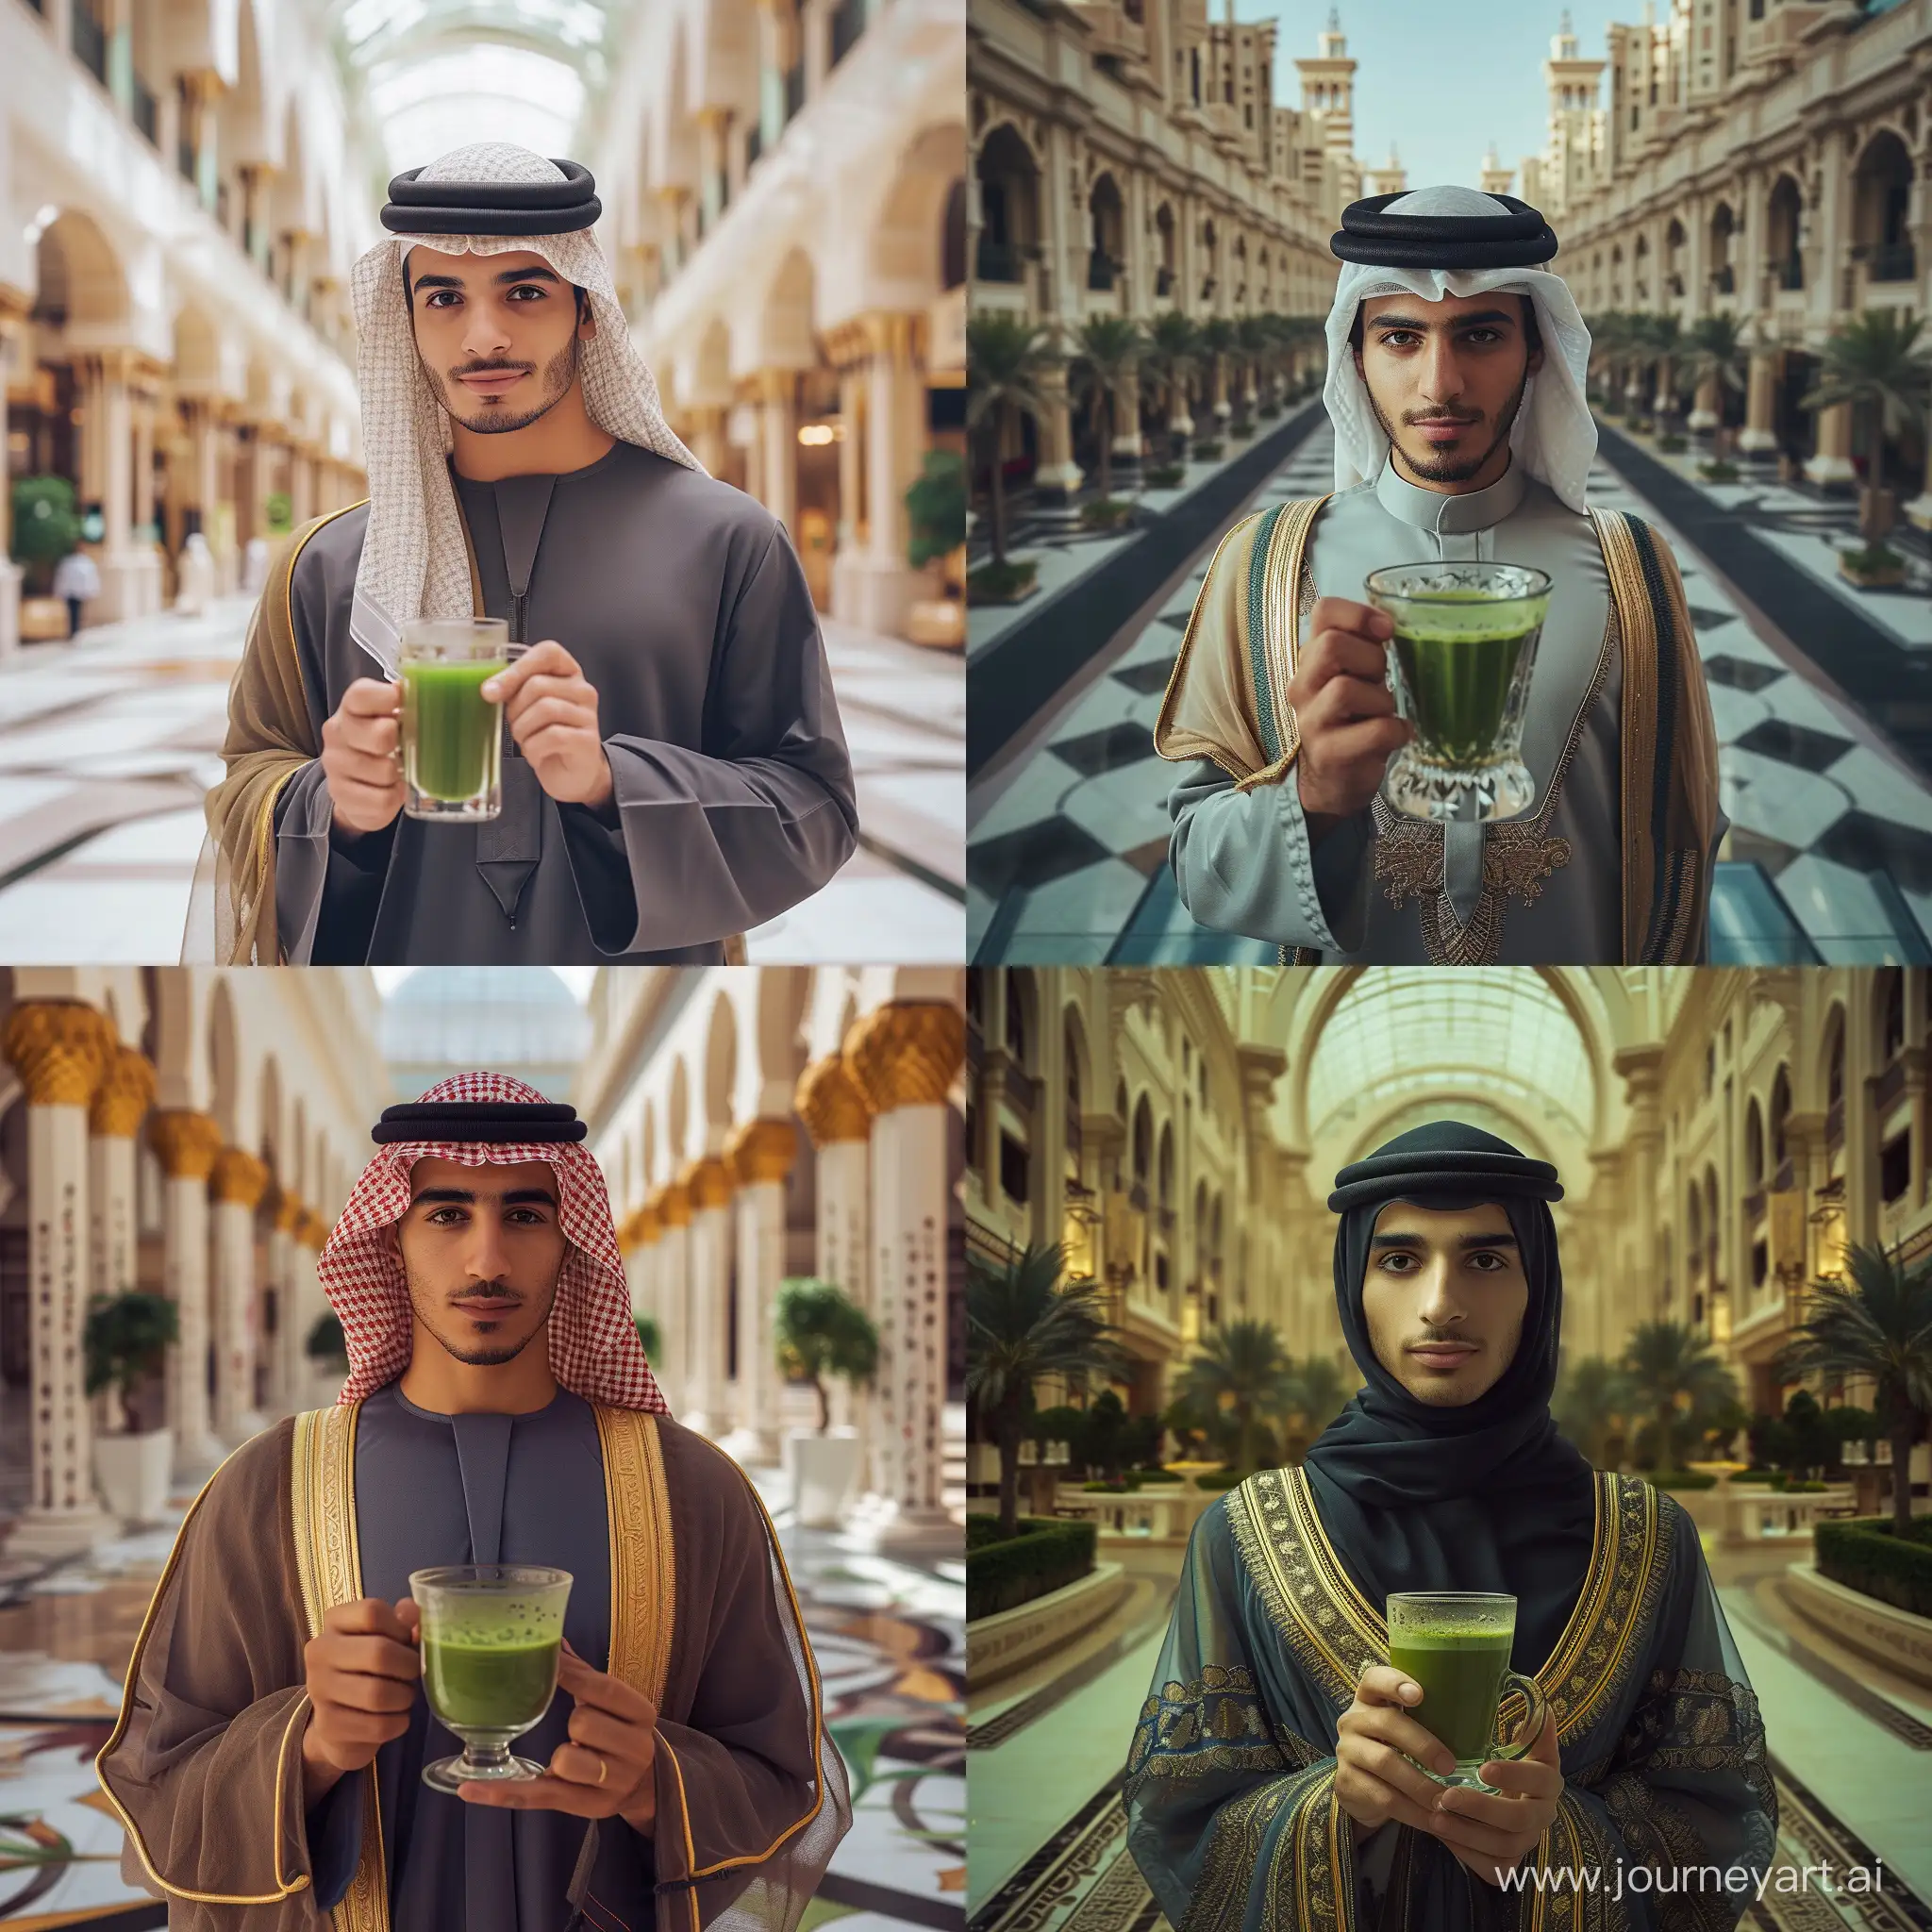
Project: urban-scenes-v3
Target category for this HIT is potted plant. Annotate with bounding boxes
[774,1276,878,1527]
[84,1291,178,1524]
[265,491,293,536]
[306,1308,349,1404]
[634,1312,663,1361]
[11,475,83,641]
[903,450,967,647]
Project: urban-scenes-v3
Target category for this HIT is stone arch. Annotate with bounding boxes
[1745,1094,1764,1190]
[1821,1003,1846,1113]
[668,1057,691,1163]
[868,122,966,297]
[1769,1064,1791,1170]
[1087,169,1126,282]
[1874,967,1905,1063]
[1156,1119,1174,1208]
[704,992,738,1141]
[1852,128,1914,269]
[33,211,130,334]
[258,1055,281,1171]
[208,979,241,1144]
[1767,173,1804,285]
[1130,1092,1154,1192]
[757,246,816,371]
[974,123,1041,285]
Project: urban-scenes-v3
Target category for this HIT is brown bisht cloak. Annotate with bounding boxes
[95,1403,848,1930]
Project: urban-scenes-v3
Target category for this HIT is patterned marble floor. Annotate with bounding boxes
[966,424,1932,966]
[0,595,963,964]
[0,1463,963,1931]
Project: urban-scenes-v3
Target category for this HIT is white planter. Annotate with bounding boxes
[94,1429,175,1524]
[788,1428,861,1529]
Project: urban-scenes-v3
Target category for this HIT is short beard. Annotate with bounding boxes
[1367,363,1530,486]
[442,335,579,437]
[407,1265,545,1368]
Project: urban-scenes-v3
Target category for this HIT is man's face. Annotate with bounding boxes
[406,245,595,437]
[394,1157,568,1368]
[1358,1200,1529,1407]
[1354,291,1544,488]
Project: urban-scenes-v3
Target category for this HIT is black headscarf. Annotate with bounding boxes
[1302,1121,1597,1674]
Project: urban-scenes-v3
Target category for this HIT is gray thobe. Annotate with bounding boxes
[303,1383,641,1930]
[1168,457,1722,963]
[273,441,858,964]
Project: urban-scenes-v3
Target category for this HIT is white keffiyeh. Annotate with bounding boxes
[348,142,706,675]
[1322,186,1598,514]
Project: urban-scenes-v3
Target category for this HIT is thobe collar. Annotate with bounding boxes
[1374,451,1525,534]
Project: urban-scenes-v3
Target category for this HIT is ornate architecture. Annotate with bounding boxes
[578,965,969,1543]
[1499,1,1932,521]
[967,0,1360,497]
[0,0,375,651]
[594,0,967,640]
[967,966,1932,1434]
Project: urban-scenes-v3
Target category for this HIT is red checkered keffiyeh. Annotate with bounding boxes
[318,1071,668,1412]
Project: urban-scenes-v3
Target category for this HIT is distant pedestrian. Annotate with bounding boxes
[51,547,101,638]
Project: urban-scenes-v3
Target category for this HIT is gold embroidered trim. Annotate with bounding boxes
[594,1407,676,1709]
[1154,514,1271,779]
[1126,1664,1291,1795]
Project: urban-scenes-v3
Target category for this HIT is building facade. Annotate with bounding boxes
[1503,0,1932,522]
[593,0,967,641]
[967,0,1357,499]
[580,964,969,1542]
[0,0,375,651]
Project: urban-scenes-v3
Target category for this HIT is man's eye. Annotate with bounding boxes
[1470,1251,1508,1270]
[507,285,545,299]
[1463,329,1502,344]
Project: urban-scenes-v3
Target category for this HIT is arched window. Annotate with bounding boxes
[1004,969,1028,1065]
[1770,1066,1791,1172]
[1879,968,1905,1063]
[1745,1100,1764,1189]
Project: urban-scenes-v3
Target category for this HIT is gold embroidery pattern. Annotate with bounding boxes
[1126,1665,1289,1796]
[1363,593,1619,965]
[593,1407,676,1708]
[1613,1668,1775,1818]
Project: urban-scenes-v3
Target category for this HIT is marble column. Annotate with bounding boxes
[132,389,156,538]
[0,314,22,658]
[680,1158,732,1434]
[844,1000,964,1543]
[87,1046,157,1433]
[624,1203,660,1329]
[1806,399,1857,488]
[1739,348,1778,456]
[2,1002,117,1556]
[1113,373,1143,478]
[267,1189,305,1414]
[208,1146,269,1443]
[757,370,798,535]
[726,1118,796,1465]
[794,1054,873,1451]
[146,1110,225,1474]
[1033,359,1083,510]
[290,449,314,527]
[1907,421,1932,533]
[654,1180,692,1410]
[296,1208,333,1407]
[1689,372,1722,436]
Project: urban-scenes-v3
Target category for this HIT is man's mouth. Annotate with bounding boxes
[458,371,527,396]
[456,1296,521,1314]
[1411,417,1477,444]
[1408,1341,1477,1368]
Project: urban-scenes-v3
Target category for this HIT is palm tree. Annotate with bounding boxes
[1779,1242,1932,1534]
[1174,1318,1297,1476]
[1553,1355,1634,1468]
[1279,1353,1351,1460]
[966,1241,1126,1537]
[1673,314,1751,455]
[1584,310,1637,408]
[1799,310,1932,526]
[967,314,1058,568]
[1143,309,1201,456]
[1198,316,1237,428]
[1621,1320,1737,1472]
[1070,316,1143,505]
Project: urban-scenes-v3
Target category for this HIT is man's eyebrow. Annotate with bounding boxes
[1371,1228,1519,1249]
[1370,308,1518,332]
[411,1186,559,1208]
[410,265,565,293]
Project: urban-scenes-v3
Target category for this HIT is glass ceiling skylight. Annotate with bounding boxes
[1303,969,1595,1163]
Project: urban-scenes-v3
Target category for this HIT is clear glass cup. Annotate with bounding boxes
[398,618,508,822]
[1363,561,1553,823]
[1385,1591,1549,1790]
[410,1563,572,1790]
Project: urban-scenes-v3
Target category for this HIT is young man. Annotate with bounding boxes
[201,142,858,965]
[1157,188,1723,964]
[97,1073,848,1931]
[1125,1122,1774,1928]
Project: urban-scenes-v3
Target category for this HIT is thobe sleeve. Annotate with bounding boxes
[1124,1503,1359,1931]
[1168,759,1370,954]
[1545,1502,1777,1929]
[95,1427,336,1930]
[562,524,859,955]
[648,1456,851,1932]
[274,766,394,967]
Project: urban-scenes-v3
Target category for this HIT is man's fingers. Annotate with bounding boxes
[1426,1803,1524,1860]
[1301,673,1397,731]
[325,1598,415,1642]
[565,1702,652,1761]
[508,697,597,741]
[1336,1768,1440,1838]
[1345,1737,1452,1814]
[339,678,401,718]
[1319,715,1413,769]
[314,1705,412,1746]
[326,748,405,790]
[458,1774,600,1815]
[1311,595,1392,643]
[1353,1668,1425,1709]
[558,1652,656,1726]
[501,674,593,716]
[1344,1707,1457,1776]
[481,640,578,701]
[1294,627,1391,695]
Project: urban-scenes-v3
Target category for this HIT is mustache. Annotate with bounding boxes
[451,361,533,378]
[452,1283,522,1306]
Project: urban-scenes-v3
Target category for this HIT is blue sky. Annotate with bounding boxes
[1229,1,1635,197]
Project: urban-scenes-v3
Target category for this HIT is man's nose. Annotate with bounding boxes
[462,310,512,358]
[1416,1259,1465,1325]
[1416,339,1465,406]
[463,1217,511,1283]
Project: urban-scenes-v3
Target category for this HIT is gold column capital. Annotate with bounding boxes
[620,1203,662,1251]
[794,1054,872,1145]
[4,1001,114,1107]
[844,1000,966,1113]
[90,1044,158,1138]
[271,1189,306,1236]
[299,1207,332,1250]
[655,1180,691,1228]
[726,1117,798,1187]
[147,1108,225,1180]
[681,1155,733,1212]
[209,1145,271,1208]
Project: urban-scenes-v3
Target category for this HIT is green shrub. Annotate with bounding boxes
[84,1291,179,1434]
[1841,543,1904,575]
[968,558,1039,604]
[1191,440,1224,460]
[1144,463,1186,489]
[1228,416,1255,438]
[967,1517,1098,1620]
[307,1310,348,1366]
[1783,1479,1828,1493]
[1658,434,1689,453]
[1814,1516,1932,1619]
[1191,1468,1245,1491]
[906,450,966,569]
[1699,460,1740,482]
[1078,497,1135,531]
[1082,1477,1139,1491]
[967,1513,1023,1552]
[10,475,81,592]
[265,491,293,535]
[1649,1470,1718,1491]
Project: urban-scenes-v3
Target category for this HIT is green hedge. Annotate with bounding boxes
[1191,1468,1246,1492]
[1815,1516,1932,1619]
[1649,1470,1718,1491]
[967,1517,1097,1621]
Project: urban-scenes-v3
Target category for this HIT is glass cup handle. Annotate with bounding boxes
[1487,1672,1549,1764]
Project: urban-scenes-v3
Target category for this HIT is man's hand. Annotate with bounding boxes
[482,641,614,811]
[1335,1666,1460,1840]
[458,1640,658,1834]
[320,679,407,836]
[1429,1708,1564,1888]
[300,1597,422,1803]
[1286,597,1412,833]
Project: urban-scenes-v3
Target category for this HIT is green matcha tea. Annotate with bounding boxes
[421,1631,559,1731]
[401,658,503,806]
[1387,1626,1514,1764]
[1389,591,1543,767]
